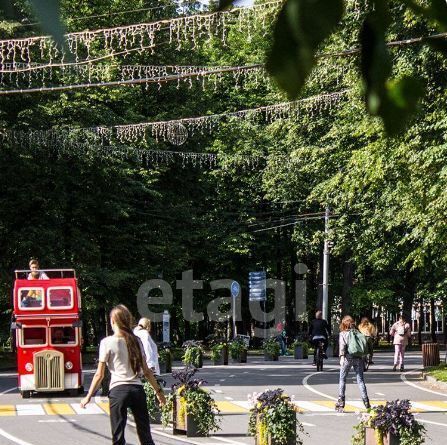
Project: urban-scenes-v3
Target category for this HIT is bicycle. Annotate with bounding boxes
[363,352,371,371]
[315,340,325,372]
[363,336,374,372]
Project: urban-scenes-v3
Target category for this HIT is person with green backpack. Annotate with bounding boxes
[335,315,370,412]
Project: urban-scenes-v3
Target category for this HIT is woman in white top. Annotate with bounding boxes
[134,318,160,375]
[81,305,165,445]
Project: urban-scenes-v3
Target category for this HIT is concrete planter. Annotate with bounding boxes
[212,345,229,365]
[294,346,303,359]
[159,352,172,374]
[264,352,279,361]
[231,349,247,363]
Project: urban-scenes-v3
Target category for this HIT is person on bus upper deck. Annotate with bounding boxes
[27,259,49,280]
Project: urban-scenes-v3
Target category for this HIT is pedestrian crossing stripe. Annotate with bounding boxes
[1,400,447,416]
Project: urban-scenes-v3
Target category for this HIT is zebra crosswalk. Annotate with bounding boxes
[1,400,447,416]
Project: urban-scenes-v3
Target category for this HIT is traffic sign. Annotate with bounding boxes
[231,281,240,298]
[249,271,266,301]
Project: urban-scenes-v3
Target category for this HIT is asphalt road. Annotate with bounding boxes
[1,351,446,445]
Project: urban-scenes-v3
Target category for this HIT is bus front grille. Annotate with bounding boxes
[34,350,64,391]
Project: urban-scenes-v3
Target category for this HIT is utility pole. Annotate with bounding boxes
[322,207,330,321]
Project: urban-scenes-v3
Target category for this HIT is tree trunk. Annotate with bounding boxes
[430,298,437,343]
[341,259,354,315]
[418,296,423,346]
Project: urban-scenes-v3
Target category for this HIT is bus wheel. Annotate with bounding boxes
[77,386,85,395]
[68,389,78,397]
[21,391,31,399]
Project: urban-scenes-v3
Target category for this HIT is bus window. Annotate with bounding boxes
[50,326,76,345]
[19,288,44,309]
[22,327,46,346]
[48,287,73,309]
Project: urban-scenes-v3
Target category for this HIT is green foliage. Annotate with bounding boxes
[266,0,344,98]
[291,340,309,356]
[263,337,280,356]
[248,389,304,445]
[426,363,447,382]
[229,338,247,359]
[142,380,161,421]
[183,344,203,367]
[268,0,447,135]
[158,348,171,364]
[210,343,226,362]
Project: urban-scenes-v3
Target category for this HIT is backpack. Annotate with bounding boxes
[397,324,405,336]
[347,329,368,357]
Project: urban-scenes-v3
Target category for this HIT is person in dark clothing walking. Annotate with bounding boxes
[309,310,331,364]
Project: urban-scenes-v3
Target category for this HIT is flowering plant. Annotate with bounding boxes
[161,366,220,436]
[352,400,426,445]
[248,389,305,445]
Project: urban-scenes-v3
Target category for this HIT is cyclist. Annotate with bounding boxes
[309,310,331,365]
[358,317,376,365]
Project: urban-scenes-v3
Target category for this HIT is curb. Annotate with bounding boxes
[421,372,447,390]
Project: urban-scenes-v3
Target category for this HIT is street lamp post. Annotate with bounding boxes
[322,207,330,321]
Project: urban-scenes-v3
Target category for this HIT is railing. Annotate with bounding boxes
[15,269,76,279]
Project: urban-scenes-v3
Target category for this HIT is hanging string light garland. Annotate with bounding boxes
[0,1,282,69]
[3,90,348,149]
[0,63,267,94]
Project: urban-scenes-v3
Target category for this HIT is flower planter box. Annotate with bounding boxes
[255,416,296,445]
[184,352,203,368]
[213,346,228,365]
[231,349,247,363]
[159,353,172,374]
[294,346,304,359]
[172,396,204,437]
[264,352,279,361]
[150,410,162,424]
[364,427,399,445]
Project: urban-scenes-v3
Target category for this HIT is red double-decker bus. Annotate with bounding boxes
[11,269,83,398]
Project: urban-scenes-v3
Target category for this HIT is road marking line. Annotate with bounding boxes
[0,387,17,395]
[231,401,251,410]
[294,401,333,412]
[375,392,385,396]
[301,422,316,427]
[417,418,447,427]
[411,401,447,412]
[216,401,248,413]
[71,403,105,415]
[302,369,338,401]
[0,405,16,416]
[37,419,78,423]
[43,403,75,415]
[136,421,244,445]
[16,404,45,416]
[224,396,233,400]
[401,370,447,397]
[0,427,35,445]
[212,436,248,444]
[96,402,110,414]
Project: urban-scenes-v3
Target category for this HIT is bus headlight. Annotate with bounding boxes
[65,361,73,370]
[25,362,33,372]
